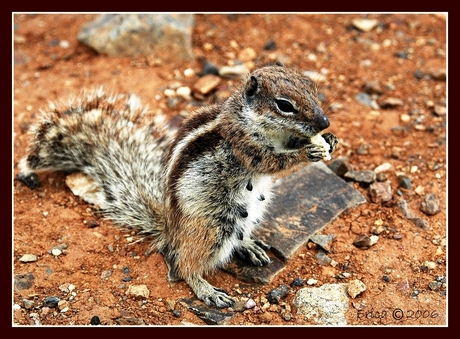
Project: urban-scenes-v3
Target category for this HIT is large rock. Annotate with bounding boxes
[78,14,194,60]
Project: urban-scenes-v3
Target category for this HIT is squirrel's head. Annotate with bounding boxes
[241,62,330,141]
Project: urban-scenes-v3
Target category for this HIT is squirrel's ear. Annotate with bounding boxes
[275,60,285,67]
[246,76,259,97]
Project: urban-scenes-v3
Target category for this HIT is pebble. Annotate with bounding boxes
[309,234,335,252]
[126,284,150,299]
[51,248,62,256]
[344,170,376,185]
[176,86,192,100]
[192,74,221,96]
[428,281,442,291]
[245,298,256,309]
[368,181,392,203]
[43,296,60,308]
[22,299,34,310]
[420,193,441,215]
[374,162,392,173]
[351,18,379,32]
[100,270,113,280]
[218,64,250,78]
[397,175,412,189]
[307,278,318,286]
[328,156,352,177]
[353,234,378,248]
[380,97,404,108]
[19,254,37,263]
[90,315,101,325]
[290,278,304,287]
[347,279,366,298]
[266,284,289,304]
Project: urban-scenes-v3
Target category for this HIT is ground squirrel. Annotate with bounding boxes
[16,62,338,308]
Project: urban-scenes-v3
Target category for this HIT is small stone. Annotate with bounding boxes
[192,74,221,96]
[411,218,429,231]
[176,86,192,100]
[22,299,34,310]
[218,64,250,78]
[328,156,352,177]
[266,284,289,304]
[307,278,318,286]
[126,284,150,299]
[397,199,416,219]
[43,296,60,308]
[380,97,404,108]
[374,162,392,173]
[420,193,441,215]
[290,278,304,287]
[309,234,335,252]
[368,181,392,203]
[347,279,366,298]
[238,47,257,62]
[353,234,376,248]
[51,248,62,256]
[100,270,113,280]
[173,309,181,317]
[344,170,376,185]
[90,315,101,325]
[428,281,442,291]
[58,300,69,311]
[433,105,446,116]
[397,175,412,189]
[424,261,436,269]
[352,18,379,32]
[397,278,410,291]
[19,254,37,263]
[425,68,446,80]
[382,275,390,283]
[245,299,256,309]
[362,80,384,95]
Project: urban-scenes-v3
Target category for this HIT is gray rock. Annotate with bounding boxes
[78,14,194,60]
[398,199,416,219]
[315,249,332,265]
[293,284,349,325]
[397,174,412,189]
[355,92,372,106]
[420,193,441,215]
[14,272,35,290]
[344,170,376,185]
[328,156,352,177]
[310,234,335,252]
[43,296,60,308]
[267,284,289,304]
[397,199,429,231]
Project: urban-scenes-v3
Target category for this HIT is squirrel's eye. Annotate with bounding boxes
[276,99,298,114]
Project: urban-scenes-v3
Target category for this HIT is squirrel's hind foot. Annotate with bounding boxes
[186,275,235,308]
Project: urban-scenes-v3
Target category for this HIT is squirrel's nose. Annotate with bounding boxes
[315,108,330,131]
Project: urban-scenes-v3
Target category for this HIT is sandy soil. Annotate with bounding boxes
[13,13,447,326]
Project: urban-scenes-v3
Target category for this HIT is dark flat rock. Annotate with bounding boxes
[224,161,366,283]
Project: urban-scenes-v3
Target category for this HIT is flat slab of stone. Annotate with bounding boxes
[224,161,366,283]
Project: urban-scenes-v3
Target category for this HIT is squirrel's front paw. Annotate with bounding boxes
[305,143,328,162]
[236,239,271,266]
[321,132,339,154]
